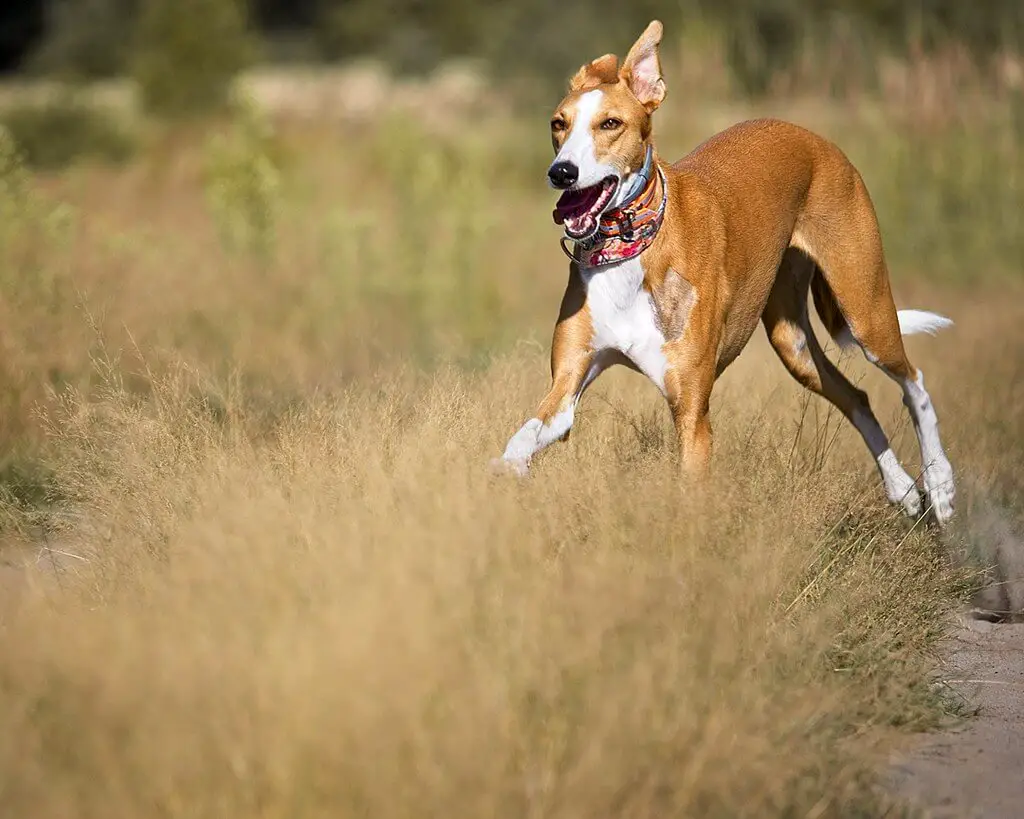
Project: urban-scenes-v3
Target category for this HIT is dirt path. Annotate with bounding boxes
[887,616,1024,819]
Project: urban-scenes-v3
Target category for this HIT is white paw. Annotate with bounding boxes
[923,460,955,526]
[878,450,922,518]
[896,483,923,518]
[489,456,530,478]
[502,419,542,460]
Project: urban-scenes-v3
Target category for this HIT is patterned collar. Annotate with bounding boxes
[560,147,668,270]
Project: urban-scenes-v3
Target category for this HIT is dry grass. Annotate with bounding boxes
[0,79,1021,817]
[0,338,981,818]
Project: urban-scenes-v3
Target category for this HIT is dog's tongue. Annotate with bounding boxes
[552,186,601,225]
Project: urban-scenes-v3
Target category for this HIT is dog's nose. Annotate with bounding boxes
[548,161,579,189]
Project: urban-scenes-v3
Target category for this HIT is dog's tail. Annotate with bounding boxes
[810,268,953,352]
[893,308,955,338]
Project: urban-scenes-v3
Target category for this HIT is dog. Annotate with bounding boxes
[495,20,955,525]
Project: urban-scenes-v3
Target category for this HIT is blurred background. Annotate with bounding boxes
[3,0,1023,94]
[0,0,1021,513]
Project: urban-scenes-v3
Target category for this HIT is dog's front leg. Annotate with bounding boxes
[495,349,596,476]
[494,287,605,475]
[663,345,717,477]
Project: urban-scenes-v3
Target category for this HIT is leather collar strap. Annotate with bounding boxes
[560,149,668,270]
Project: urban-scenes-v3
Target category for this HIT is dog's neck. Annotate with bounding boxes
[613,143,657,211]
[563,145,667,270]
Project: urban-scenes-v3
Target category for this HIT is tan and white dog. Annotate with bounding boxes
[496,20,955,525]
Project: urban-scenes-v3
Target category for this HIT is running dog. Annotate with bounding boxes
[496,20,955,524]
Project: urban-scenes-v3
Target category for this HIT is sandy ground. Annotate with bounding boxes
[887,616,1024,819]
[886,482,1024,819]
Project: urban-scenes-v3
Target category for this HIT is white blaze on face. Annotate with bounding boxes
[553,90,618,189]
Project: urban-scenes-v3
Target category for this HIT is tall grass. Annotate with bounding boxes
[0,338,980,818]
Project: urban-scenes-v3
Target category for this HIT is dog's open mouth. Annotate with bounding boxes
[553,176,618,239]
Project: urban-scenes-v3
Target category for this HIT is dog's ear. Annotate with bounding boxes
[569,54,619,92]
[620,20,666,112]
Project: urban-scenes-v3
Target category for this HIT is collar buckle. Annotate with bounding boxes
[617,211,635,241]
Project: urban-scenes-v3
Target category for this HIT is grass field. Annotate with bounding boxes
[0,66,1022,817]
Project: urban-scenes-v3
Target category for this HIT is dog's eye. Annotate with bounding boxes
[600,118,623,130]
[551,118,567,132]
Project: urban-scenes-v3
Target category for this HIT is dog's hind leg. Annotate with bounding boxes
[795,167,955,523]
[810,260,955,524]
[762,249,922,517]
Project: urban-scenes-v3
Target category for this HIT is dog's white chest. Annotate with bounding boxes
[583,258,669,392]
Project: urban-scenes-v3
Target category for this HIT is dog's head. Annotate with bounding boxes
[549,20,667,241]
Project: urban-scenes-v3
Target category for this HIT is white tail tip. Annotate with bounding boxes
[896,309,954,338]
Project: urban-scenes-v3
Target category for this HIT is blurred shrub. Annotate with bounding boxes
[0,125,77,299]
[0,97,136,169]
[133,0,258,118]
[21,0,1024,100]
[0,125,81,449]
[716,2,803,96]
[708,0,1024,95]
[838,0,1024,57]
[202,93,281,261]
[312,0,1024,97]
[317,0,446,75]
[314,0,673,83]
[0,127,32,249]
[478,0,671,98]
[28,0,137,79]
